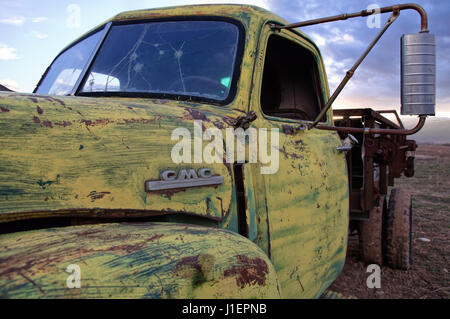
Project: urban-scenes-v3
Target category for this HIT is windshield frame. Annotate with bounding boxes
[74,16,246,106]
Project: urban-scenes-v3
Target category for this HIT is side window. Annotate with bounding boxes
[36,29,103,95]
[260,35,324,121]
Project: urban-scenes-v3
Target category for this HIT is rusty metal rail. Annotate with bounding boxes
[332,108,418,217]
[270,3,428,33]
[317,115,426,136]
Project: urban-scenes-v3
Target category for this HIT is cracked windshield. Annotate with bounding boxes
[81,21,239,101]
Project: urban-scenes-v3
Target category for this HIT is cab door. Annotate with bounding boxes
[248,25,349,298]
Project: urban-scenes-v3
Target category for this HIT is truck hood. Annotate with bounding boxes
[0,92,238,223]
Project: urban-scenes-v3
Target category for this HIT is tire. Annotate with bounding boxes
[359,195,386,265]
[384,188,412,270]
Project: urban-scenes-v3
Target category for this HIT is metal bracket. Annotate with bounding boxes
[233,111,257,129]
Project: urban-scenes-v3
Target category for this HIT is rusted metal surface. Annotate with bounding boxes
[271,3,428,32]
[0,222,281,298]
[333,109,418,218]
[316,115,426,135]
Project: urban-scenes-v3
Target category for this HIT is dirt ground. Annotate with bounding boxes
[329,144,450,299]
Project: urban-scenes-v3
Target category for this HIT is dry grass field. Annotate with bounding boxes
[329,144,450,299]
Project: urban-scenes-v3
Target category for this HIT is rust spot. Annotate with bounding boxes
[102,234,164,254]
[42,96,66,108]
[0,107,10,112]
[54,121,72,127]
[36,106,43,114]
[42,121,53,128]
[222,117,236,127]
[33,116,40,123]
[223,255,268,288]
[212,119,226,130]
[121,116,161,125]
[275,145,302,160]
[174,255,200,271]
[282,125,295,135]
[185,108,209,122]
[28,97,38,104]
[81,119,112,128]
[148,234,164,242]
[173,254,215,287]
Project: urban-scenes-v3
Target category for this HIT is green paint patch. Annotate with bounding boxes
[37,175,60,189]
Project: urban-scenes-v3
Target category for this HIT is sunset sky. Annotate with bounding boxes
[0,0,448,117]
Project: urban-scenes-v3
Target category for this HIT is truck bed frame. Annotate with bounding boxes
[333,109,417,220]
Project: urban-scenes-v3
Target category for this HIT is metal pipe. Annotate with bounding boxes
[315,115,426,135]
[269,3,430,135]
[272,3,428,32]
[308,12,399,129]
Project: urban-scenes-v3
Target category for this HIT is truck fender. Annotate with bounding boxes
[0,222,281,298]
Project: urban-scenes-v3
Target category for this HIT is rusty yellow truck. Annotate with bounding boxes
[0,3,435,298]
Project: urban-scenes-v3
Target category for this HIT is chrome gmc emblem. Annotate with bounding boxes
[145,168,223,191]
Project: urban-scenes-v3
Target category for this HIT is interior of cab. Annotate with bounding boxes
[260,35,324,122]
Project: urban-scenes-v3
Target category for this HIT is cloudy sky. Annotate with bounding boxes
[0,0,448,117]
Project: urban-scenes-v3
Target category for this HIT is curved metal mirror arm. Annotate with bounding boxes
[270,4,430,134]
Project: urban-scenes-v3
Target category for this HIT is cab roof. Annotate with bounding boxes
[111,4,287,26]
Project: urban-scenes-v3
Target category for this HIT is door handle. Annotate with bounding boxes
[337,134,359,153]
[337,145,353,152]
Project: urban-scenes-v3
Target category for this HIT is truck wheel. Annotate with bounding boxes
[384,188,412,270]
[359,195,385,265]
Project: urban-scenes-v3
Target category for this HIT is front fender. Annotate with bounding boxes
[0,222,281,298]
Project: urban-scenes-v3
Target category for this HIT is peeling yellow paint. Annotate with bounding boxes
[0,222,281,298]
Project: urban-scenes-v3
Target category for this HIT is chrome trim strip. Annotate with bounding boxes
[146,176,223,191]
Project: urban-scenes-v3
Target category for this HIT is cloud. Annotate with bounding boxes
[309,32,326,46]
[31,31,48,39]
[0,16,26,26]
[31,17,48,23]
[0,79,20,91]
[329,32,356,45]
[0,43,19,60]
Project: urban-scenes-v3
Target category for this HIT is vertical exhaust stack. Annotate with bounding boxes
[401,33,436,115]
